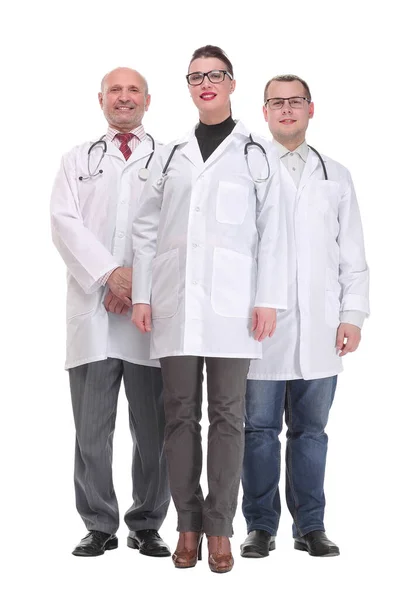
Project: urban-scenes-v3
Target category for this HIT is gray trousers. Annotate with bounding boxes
[160,356,250,537]
[69,358,170,535]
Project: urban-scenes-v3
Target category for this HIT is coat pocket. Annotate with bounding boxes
[325,267,341,328]
[211,247,256,318]
[66,277,99,321]
[216,181,249,225]
[151,248,179,319]
[308,181,340,214]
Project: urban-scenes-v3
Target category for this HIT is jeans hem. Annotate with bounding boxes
[294,524,325,538]
[247,525,277,536]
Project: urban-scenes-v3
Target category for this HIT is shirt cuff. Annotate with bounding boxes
[340,310,366,329]
[99,267,117,286]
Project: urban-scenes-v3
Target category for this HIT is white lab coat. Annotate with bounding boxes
[51,135,160,369]
[248,150,370,381]
[131,121,287,360]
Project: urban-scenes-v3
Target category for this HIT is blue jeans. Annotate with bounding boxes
[242,377,337,538]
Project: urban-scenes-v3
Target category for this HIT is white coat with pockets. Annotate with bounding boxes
[248,148,370,381]
[51,135,160,370]
[131,120,287,360]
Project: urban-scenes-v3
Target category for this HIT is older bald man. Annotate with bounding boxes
[51,68,170,557]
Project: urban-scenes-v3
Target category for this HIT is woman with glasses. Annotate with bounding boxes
[131,45,287,573]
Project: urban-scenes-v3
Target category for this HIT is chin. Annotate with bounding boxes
[115,117,134,127]
[279,128,298,138]
[200,99,221,109]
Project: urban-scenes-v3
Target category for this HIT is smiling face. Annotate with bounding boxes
[98,68,150,132]
[263,80,314,150]
[187,57,235,125]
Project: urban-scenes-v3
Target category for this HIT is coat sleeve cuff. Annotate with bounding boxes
[340,310,366,329]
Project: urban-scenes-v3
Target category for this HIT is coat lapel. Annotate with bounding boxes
[297,149,319,195]
[199,120,249,175]
[170,120,250,178]
[104,135,153,165]
[127,136,153,165]
[179,132,204,172]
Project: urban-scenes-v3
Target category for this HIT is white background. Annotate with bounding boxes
[1,0,397,598]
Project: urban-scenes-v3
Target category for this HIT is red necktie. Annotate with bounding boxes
[115,132,134,160]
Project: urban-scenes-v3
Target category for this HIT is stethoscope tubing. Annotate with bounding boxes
[308,145,328,180]
[79,133,156,181]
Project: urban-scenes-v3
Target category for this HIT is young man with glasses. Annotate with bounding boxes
[241,75,369,558]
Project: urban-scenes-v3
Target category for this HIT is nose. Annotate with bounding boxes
[281,100,293,114]
[119,88,129,102]
[201,76,212,89]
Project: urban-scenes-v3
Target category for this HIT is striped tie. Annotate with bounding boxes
[115,132,134,160]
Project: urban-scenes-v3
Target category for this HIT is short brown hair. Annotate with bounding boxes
[189,45,234,78]
[264,74,311,103]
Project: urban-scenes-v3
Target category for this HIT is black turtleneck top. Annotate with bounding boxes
[195,116,236,162]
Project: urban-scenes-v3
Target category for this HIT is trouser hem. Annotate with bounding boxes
[125,519,165,532]
[203,516,233,537]
[85,524,117,536]
[177,512,203,532]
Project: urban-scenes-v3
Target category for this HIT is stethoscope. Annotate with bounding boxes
[245,139,328,181]
[78,133,156,182]
[156,137,328,186]
[244,135,270,183]
[156,134,272,186]
[308,145,328,180]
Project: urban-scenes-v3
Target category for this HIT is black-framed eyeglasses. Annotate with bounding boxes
[186,70,233,86]
[265,96,311,110]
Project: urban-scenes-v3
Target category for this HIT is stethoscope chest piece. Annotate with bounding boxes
[138,167,150,181]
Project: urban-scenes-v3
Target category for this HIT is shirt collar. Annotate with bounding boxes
[105,124,147,143]
[273,139,309,162]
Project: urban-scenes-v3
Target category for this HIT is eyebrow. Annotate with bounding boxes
[107,85,141,91]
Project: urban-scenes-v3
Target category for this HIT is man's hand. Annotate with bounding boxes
[107,267,132,306]
[132,303,152,334]
[251,307,277,341]
[104,291,131,315]
[336,323,361,357]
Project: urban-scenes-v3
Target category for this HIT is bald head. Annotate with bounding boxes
[101,67,149,96]
[98,67,151,132]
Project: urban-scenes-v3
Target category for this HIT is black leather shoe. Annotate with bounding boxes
[294,531,340,557]
[127,529,171,557]
[240,530,276,558]
[72,531,118,557]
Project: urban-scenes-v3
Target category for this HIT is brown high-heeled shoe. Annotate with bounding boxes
[207,536,234,573]
[172,532,203,569]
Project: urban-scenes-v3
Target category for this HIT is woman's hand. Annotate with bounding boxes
[251,307,277,341]
[131,303,152,333]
